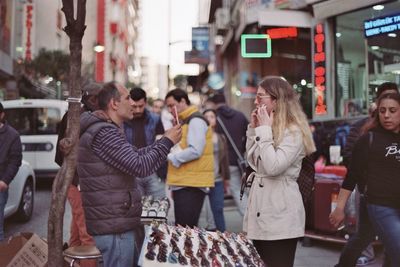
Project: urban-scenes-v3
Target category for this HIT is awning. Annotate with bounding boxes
[313,0,387,20]
[258,9,313,28]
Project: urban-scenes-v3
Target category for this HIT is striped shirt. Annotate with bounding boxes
[92,126,173,177]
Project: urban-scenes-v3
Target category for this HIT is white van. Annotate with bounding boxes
[2,99,68,178]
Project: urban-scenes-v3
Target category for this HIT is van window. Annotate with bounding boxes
[5,107,61,135]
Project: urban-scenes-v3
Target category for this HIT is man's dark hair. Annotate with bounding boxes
[165,88,190,105]
[208,93,226,104]
[130,87,147,101]
[377,82,398,98]
[0,102,3,113]
[98,82,121,111]
[81,82,102,111]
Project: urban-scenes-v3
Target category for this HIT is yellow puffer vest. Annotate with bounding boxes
[167,106,214,187]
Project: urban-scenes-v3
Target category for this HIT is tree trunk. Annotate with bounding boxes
[47,1,86,266]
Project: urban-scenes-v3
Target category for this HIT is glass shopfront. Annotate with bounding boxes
[260,27,313,118]
[334,0,400,118]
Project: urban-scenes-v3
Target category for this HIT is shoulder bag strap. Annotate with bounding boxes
[216,116,245,162]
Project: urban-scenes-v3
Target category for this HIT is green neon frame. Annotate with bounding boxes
[241,34,272,58]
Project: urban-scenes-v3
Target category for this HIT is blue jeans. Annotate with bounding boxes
[0,190,8,242]
[93,230,136,267]
[209,181,226,231]
[335,195,376,267]
[137,173,165,199]
[367,204,400,267]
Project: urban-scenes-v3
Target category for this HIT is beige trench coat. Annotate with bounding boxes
[243,125,306,240]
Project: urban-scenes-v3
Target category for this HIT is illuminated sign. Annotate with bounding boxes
[266,27,298,39]
[364,13,400,37]
[314,23,327,115]
[23,3,34,61]
[241,34,272,58]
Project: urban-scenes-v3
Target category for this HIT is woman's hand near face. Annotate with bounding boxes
[250,109,259,128]
[257,105,274,126]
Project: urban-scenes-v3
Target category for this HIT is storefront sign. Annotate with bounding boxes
[266,27,298,39]
[241,34,272,58]
[185,27,210,65]
[364,13,400,37]
[313,23,327,115]
[22,1,35,61]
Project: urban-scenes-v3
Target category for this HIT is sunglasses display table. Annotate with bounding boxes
[140,223,265,267]
[141,196,170,224]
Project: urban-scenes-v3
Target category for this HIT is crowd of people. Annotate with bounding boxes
[0,76,399,267]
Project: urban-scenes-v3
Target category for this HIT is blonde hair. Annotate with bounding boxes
[258,76,316,155]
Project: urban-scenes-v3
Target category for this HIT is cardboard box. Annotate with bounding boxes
[0,232,48,267]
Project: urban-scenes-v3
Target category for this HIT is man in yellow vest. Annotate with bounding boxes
[165,88,214,227]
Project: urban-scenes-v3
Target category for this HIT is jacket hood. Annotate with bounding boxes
[80,111,109,134]
[217,105,236,118]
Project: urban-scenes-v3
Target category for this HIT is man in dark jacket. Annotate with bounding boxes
[207,93,249,216]
[0,102,22,241]
[77,82,182,267]
[124,87,166,197]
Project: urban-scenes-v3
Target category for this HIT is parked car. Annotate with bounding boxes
[4,160,35,222]
[2,99,68,178]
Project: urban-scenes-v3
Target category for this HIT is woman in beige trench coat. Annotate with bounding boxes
[244,76,316,267]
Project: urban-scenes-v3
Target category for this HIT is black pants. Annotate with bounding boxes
[173,187,206,227]
[253,238,298,267]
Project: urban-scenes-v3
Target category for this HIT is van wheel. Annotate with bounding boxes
[15,180,34,222]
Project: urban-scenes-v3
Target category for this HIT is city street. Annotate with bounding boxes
[4,179,385,267]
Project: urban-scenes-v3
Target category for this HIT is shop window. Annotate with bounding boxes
[335,0,400,118]
[259,27,313,118]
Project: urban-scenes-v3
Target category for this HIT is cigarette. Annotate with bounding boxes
[337,225,345,231]
[174,106,179,125]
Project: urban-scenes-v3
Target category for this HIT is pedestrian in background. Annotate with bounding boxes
[207,93,249,216]
[203,109,230,232]
[244,76,316,267]
[124,87,166,198]
[77,82,182,267]
[151,98,164,115]
[340,92,400,267]
[0,102,22,242]
[330,82,398,267]
[152,98,174,131]
[55,83,101,267]
[165,88,214,227]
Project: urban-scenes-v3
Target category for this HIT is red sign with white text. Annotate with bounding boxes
[24,4,34,61]
[266,27,298,39]
[314,23,327,115]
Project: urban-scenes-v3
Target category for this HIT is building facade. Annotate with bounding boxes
[0,0,140,100]
[205,0,400,121]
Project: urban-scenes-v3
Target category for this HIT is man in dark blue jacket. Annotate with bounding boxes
[124,87,166,198]
[0,102,22,241]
